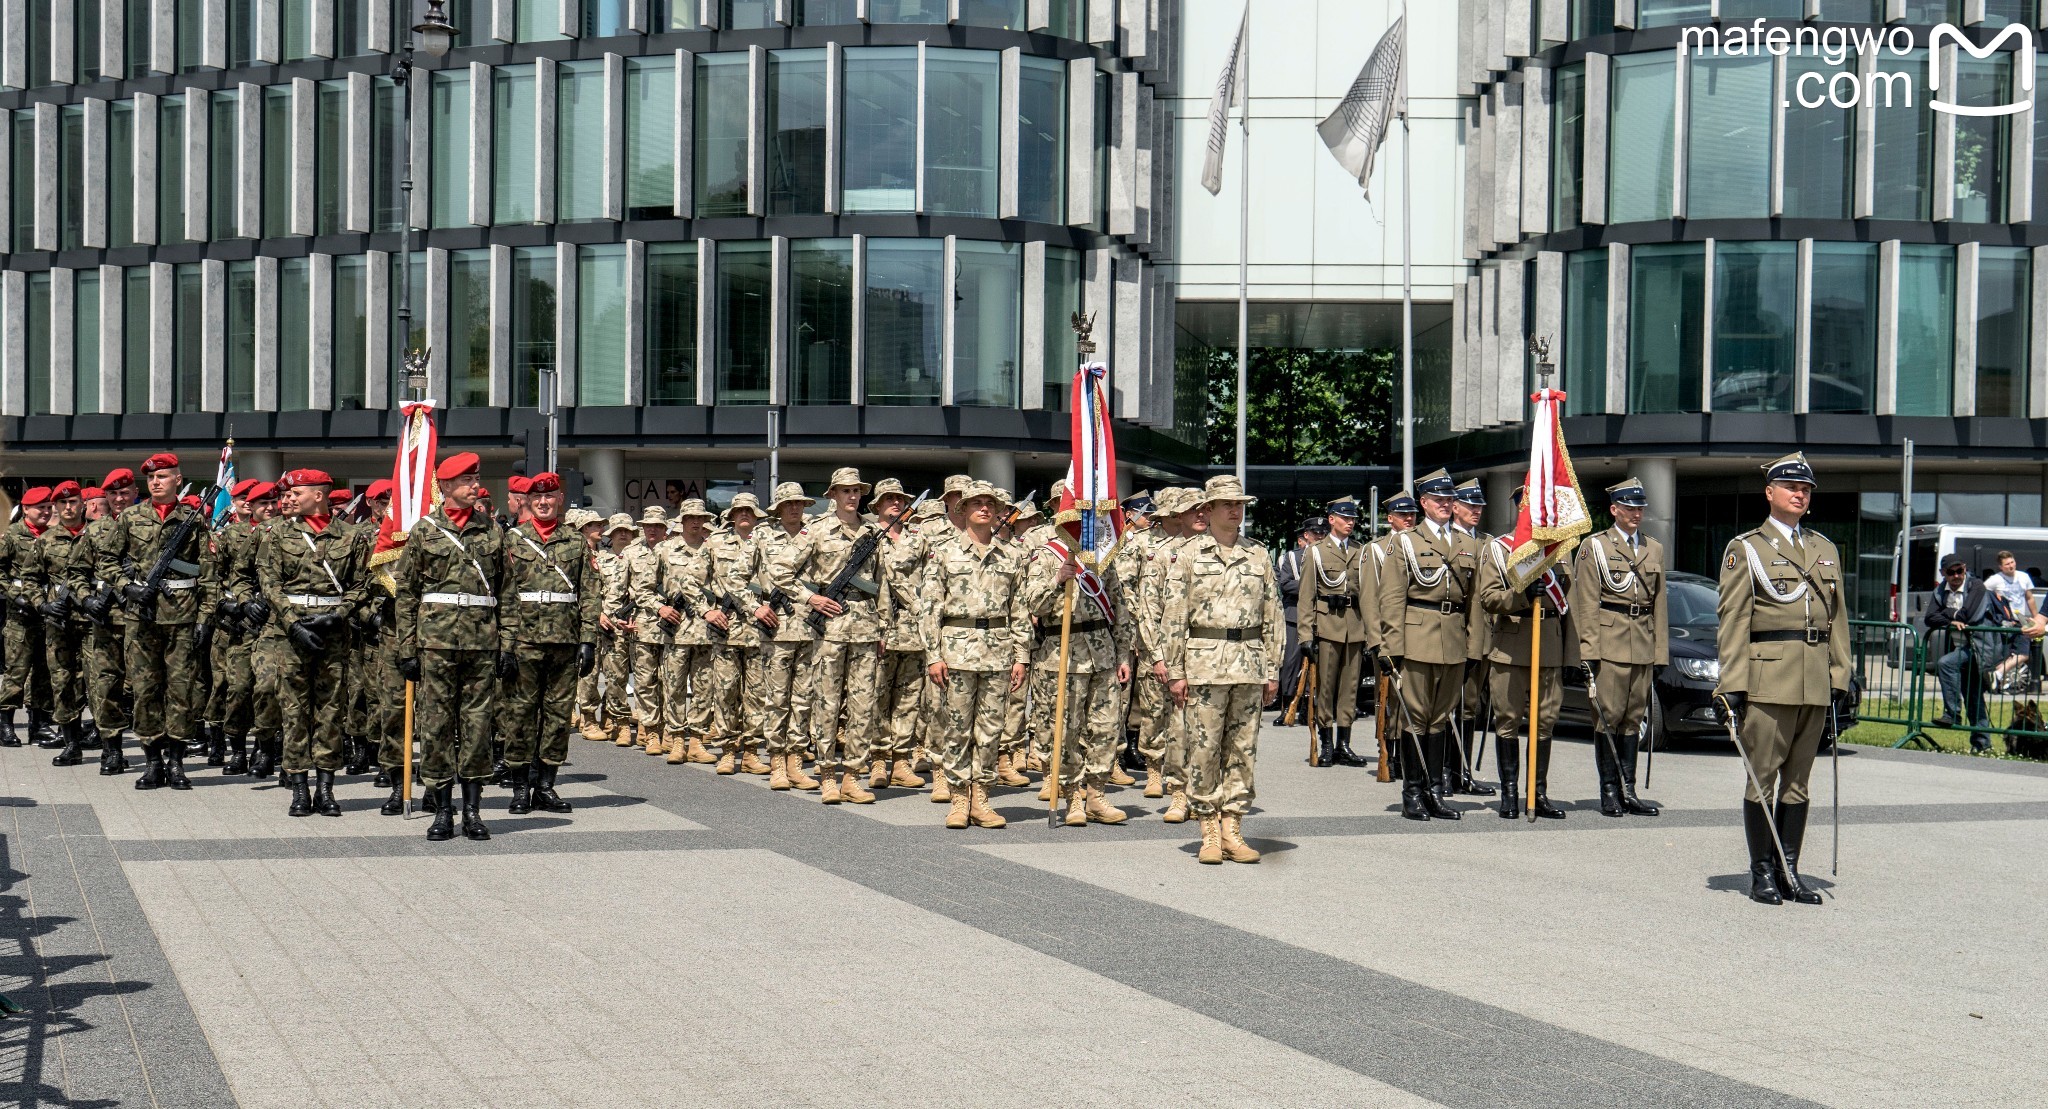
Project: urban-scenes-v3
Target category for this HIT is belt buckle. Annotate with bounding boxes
[1804,627,1821,644]
[1630,603,1645,618]
[1439,601,1457,615]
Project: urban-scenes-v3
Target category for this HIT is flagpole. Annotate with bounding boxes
[1399,1,1414,492]
[1235,12,1251,488]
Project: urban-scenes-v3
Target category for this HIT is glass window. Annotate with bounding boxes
[1871,51,1931,221]
[842,48,918,214]
[1570,0,1615,37]
[1953,56,2009,224]
[339,0,371,57]
[227,0,254,67]
[558,60,606,222]
[110,101,135,247]
[173,263,204,412]
[1635,0,1711,25]
[278,258,310,411]
[789,239,853,405]
[1686,56,1771,220]
[1627,243,1704,413]
[511,247,557,408]
[1043,246,1082,408]
[26,0,51,88]
[432,70,473,228]
[1981,0,2028,27]
[494,65,539,225]
[11,113,34,249]
[373,77,402,232]
[795,0,858,24]
[1047,0,1083,39]
[1017,58,1067,225]
[2035,60,2048,224]
[650,0,697,30]
[1709,243,1795,413]
[696,54,751,218]
[579,245,628,407]
[334,255,369,409]
[1977,246,2030,418]
[1608,54,1674,223]
[868,0,945,21]
[263,86,292,238]
[864,240,943,406]
[1551,63,1585,234]
[1783,55,1852,220]
[125,0,150,78]
[721,0,775,28]
[768,50,829,216]
[281,0,312,60]
[925,50,1001,218]
[1896,244,1955,417]
[1816,1,1881,20]
[956,0,1024,28]
[159,97,186,242]
[60,105,85,251]
[75,271,100,414]
[1808,242,1878,414]
[714,241,772,404]
[25,273,50,416]
[954,241,1019,407]
[123,267,149,411]
[447,249,491,407]
[583,0,629,36]
[1715,1,1799,17]
[447,0,485,48]
[1563,250,1608,416]
[76,0,101,82]
[178,0,204,71]
[1899,1,1960,20]
[210,90,240,240]
[317,80,346,235]
[646,242,698,405]
[225,260,256,411]
[517,0,568,42]
[626,57,676,220]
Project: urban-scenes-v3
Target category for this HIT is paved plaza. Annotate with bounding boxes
[1,721,2042,1108]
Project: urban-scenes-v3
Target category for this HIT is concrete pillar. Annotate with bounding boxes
[583,447,626,515]
[1482,469,1519,538]
[1639,456,1678,554]
[239,449,283,481]
[968,450,1016,495]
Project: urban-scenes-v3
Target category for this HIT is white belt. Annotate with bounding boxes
[517,591,579,603]
[160,578,199,591]
[422,592,498,608]
[286,594,346,607]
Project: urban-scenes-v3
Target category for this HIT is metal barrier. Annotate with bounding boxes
[1846,619,1928,749]
[1846,618,2048,758]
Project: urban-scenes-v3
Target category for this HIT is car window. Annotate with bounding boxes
[1667,580,1719,628]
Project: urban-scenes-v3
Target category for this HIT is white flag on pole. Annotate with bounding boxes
[1318,14,1406,199]
[1200,6,1249,196]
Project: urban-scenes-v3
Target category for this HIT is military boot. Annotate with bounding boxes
[313,769,342,816]
[1107,761,1136,788]
[1743,800,1783,905]
[163,742,193,790]
[1037,778,1056,803]
[50,719,84,766]
[1197,816,1224,864]
[1773,801,1825,905]
[81,720,102,749]
[945,788,971,829]
[716,750,738,775]
[249,733,276,779]
[460,781,490,841]
[1595,736,1625,817]
[224,732,249,775]
[380,774,405,816]
[839,773,875,805]
[819,774,843,804]
[1618,732,1659,816]
[492,744,513,785]
[133,743,166,790]
[1333,726,1369,767]
[995,753,1029,788]
[1143,759,1164,798]
[686,735,716,764]
[740,749,774,776]
[533,764,574,813]
[889,759,925,788]
[930,773,952,803]
[374,763,391,787]
[1161,790,1189,824]
[613,722,637,746]
[508,766,535,814]
[579,717,609,742]
[426,784,456,841]
[643,731,666,757]
[664,737,688,765]
[967,784,1007,828]
[287,773,313,817]
[31,707,60,747]
[1085,788,1128,825]
[0,708,18,746]
[1220,814,1262,863]
[867,759,889,789]
[1064,788,1091,827]
[1496,731,1522,819]
[1532,739,1565,819]
[1120,729,1145,773]
[768,755,792,790]
[99,730,130,775]
[1314,727,1334,767]
[1418,732,1459,820]
[786,754,818,791]
[347,736,375,776]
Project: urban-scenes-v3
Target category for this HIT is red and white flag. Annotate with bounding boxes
[369,402,440,580]
[1502,386,1591,593]
[1046,362,1121,621]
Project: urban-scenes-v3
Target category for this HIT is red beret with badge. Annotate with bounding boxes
[141,453,180,474]
[52,480,82,499]
[436,452,482,481]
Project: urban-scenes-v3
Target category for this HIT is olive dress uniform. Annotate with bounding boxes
[498,511,600,813]
[1297,513,1371,766]
[395,499,505,840]
[1478,539,1576,820]
[1375,510,1479,822]
[1572,511,1667,817]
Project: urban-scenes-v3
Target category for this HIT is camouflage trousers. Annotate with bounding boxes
[1183,683,1261,819]
[1044,669,1122,791]
[85,621,131,732]
[211,631,255,739]
[937,667,1011,790]
[659,643,713,741]
[46,619,88,724]
[126,621,202,745]
[502,642,579,768]
[252,635,286,735]
[758,640,815,756]
[415,648,496,788]
[703,645,760,756]
[1136,674,1186,791]
[279,634,352,773]
[630,639,666,731]
[599,630,633,724]
[345,634,370,743]
[1025,656,1058,763]
[874,648,926,761]
[998,677,1028,757]
[811,640,880,777]
[0,615,49,712]
[368,634,406,773]
[203,627,228,725]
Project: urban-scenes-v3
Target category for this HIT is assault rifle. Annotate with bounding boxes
[665,588,728,643]
[748,583,794,633]
[994,489,1039,542]
[123,486,219,620]
[804,491,928,636]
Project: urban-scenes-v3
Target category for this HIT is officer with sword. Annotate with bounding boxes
[1572,477,1665,818]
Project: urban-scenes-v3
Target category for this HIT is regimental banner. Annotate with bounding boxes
[1503,387,1591,591]
[370,402,440,586]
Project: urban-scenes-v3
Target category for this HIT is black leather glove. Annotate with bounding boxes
[9,595,33,616]
[191,623,214,652]
[1524,583,1545,601]
[1716,691,1747,726]
[240,597,272,627]
[1830,688,1854,717]
[81,587,114,621]
[1585,660,1601,680]
[496,651,519,680]
[369,605,388,633]
[1379,652,1403,676]
[578,642,597,676]
[287,619,326,654]
[122,582,156,608]
[304,612,348,639]
[36,597,70,621]
[398,656,422,683]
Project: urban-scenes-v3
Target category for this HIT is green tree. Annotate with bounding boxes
[1203,347,1397,466]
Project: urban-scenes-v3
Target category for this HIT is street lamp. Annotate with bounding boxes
[393,1,459,403]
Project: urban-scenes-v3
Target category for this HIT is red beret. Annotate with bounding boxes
[247,481,278,501]
[436,452,481,481]
[141,453,180,474]
[81,486,105,500]
[101,467,135,490]
[180,494,202,509]
[527,472,561,494]
[328,489,351,505]
[365,479,393,500]
[283,468,334,488]
[231,479,258,498]
[18,486,52,506]
[52,481,82,499]
[506,475,533,495]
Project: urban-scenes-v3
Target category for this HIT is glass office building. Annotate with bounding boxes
[0,1,1192,505]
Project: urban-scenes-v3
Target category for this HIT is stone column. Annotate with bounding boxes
[583,447,626,516]
[1482,469,1519,538]
[239,450,284,482]
[1639,455,1678,554]
[968,450,1016,495]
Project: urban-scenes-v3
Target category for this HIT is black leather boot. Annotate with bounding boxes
[1333,726,1368,767]
[380,774,406,816]
[426,784,456,840]
[345,737,373,776]
[533,763,573,813]
[1455,723,1495,795]
[507,765,534,815]
[0,708,19,746]
[1744,799,1783,905]
[1314,727,1334,767]
[50,719,84,766]
[1774,802,1824,905]
[81,719,102,749]
[1496,730,1522,819]
[313,769,342,817]
[204,722,225,766]
[491,742,510,788]
[1531,737,1564,818]
[1119,730,1145,773]
[32,707,61,747]
[1618,732,1659,815]
[373,761,391,788]
[224,732,249,775]
[287,773,314,817]
[1419,731,1460,820]
[460,780,491,841]
[1595,736,1625,817]
[249,733,275,779]
[163,742,192,790]
[99,729,129,775]
[133,742,166,790]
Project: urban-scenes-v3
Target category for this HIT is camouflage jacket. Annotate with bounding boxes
[752,522,815,644]
[202,519,261,627]
[97,499,210,625]
[37,523,97,626]
[499,520,598,650]
[1135,531,1189,669]
[80,513,126,625]
[0,521,46,611]
[395,506,503,654]
[767,513,893,643]
[595,546,632,635]
[709,532,763,650]
[1018,546,1133,674]
[652,536,722,647]
[919,532,1030,670]
[621,541,671,645]
[1161,534,1284,686]
[876,528,928,652]
[256,516,373,637]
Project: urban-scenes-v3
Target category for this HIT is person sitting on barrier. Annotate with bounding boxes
[1924,555,1996,750]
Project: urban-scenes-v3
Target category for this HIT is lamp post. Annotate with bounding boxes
[393,0,457,403]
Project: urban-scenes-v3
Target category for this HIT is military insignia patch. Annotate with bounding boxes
[1726,553,1737,570]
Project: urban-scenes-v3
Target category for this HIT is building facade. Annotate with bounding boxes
[0,0,1195,507]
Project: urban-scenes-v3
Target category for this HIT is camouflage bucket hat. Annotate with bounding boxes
[767,481,815,510]
[724,491,764,518]
[638,505,669,527]
[674,498,715,521]
[605,512,637,535]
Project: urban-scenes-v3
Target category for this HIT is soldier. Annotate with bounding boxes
[622,506,672,756]
[394,453,505,842]
[1160,476,1282,864]
[1478,487,1577,821]
[1573,477,1666,818]
[1,486,55,748]
[1366,493,1419,778]
[1137,489,1205,821]
[1714,453,1849,907]
[1020,507,1134,826]
[1273,516,1322,726]
[1447,480,1498,798]
[202,480,265,776]
[915,475,972,800]
[754,483,821,791]
[921,481,1030,829]
[39,482,96,765]
[256,469,370,818]
[356,479,406,792]
[653,499,723,768]
[1112,490,1155,772]
[99,454,212,791]
[503,475,531,528]
[498,473,599,815]
[198,480,255,767]
[594,513,640,745]
[569,508,608,742]
[870,479,929,790]
[706,494,773,775]
[1375,469,1479,822]
[78,471,139,770]
[1298,496,1371,768]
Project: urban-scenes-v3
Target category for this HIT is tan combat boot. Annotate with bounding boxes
[1220,814,1261,863]
[1023,749,1046,774]
[664,740,688,765]
[1037,778,1056,803]
[839,773,875,804]
[644,732,666,757]
[930,775,952,803]
[868,760,890,789]
[580,719,608,742]
[768,755,792,790]
[968,784,1007,829]
[1108,763,1136,788]
[714,751,737,775]
[995,753,1029,788]
[1064,792,1088,827]
[1143,760,1164,799]
[613,723,637,747]
[1085,789,1128,825]
[686,735,716,764]
[1197,817,1224,864]
[786,754,818,791]
[739,749,773,776]
[945,788,971,829]
[820,774,842,804]
[890,759,925,789]
[1161,790,1189,824]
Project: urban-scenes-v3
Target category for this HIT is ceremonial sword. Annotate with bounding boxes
[1712,692,1798,896]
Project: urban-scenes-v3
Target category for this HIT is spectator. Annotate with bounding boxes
[1986,551,2039,628]
[1925,555,1996,751]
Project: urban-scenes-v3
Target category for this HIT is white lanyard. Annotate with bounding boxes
[1397,532,1448,589]
[427,517,494,596]
[299,529,347,597]
[515,530,578,592]
[1584,536,1639,595]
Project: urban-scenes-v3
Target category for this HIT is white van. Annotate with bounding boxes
[1890,524,2048,624]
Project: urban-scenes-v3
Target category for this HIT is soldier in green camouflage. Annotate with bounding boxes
[1159,476,1283,864]
[498,473,599,815]
[80,473,138,771]
[394,453,504,842]
[920,482,1031,830]
[242,483,292,782]
[38,483,97,765]
[869,479,929,790]
[568,508,606,740]
[202,480,269,776]
[653,499,723,767]
[353,480,406,796]
[0,486,55,749]
[1019,511,1135,827]
[755,483,821,791]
